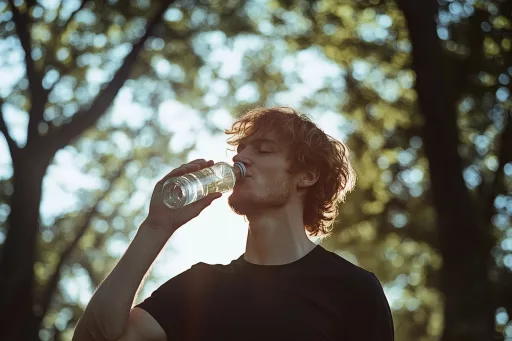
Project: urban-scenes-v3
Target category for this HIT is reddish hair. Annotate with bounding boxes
[225,106,356,238]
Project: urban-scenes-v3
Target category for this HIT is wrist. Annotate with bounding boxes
[140,218,174,236]
[140,216,173,233]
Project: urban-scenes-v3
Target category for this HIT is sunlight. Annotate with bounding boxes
[158,129,248,274]
[0,40,349,300]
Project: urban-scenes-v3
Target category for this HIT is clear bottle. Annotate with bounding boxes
[161,161,247,209]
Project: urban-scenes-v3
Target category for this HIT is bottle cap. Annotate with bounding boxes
[234,162,247,178]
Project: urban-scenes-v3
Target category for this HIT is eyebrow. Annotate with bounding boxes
[249,138,279,145]
[237,138,280,150]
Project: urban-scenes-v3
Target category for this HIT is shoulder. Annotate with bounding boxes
[134,261,233,339]
[317,246,375,277]
[316,246,385,293]
[153,260,241,294]
[317,247,394,337]
[137,262,216,303]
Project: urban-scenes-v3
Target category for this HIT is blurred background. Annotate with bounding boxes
[0,0,511,340]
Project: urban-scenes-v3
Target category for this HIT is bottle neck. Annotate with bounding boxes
[234,162,246,180]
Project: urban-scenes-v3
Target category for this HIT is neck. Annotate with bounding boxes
[243,203,316,265]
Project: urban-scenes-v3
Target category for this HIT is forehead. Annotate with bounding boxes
[239,130,281,145]
[239,137,279,146]
[237,132,291,156]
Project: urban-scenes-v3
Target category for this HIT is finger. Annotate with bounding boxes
[159,164,201,186]
[188,159,207,166]
[185,193,222,220]
[208,192,222,200]
[189,192,222,211]
[158,160,214,188]
[188,159,214,169]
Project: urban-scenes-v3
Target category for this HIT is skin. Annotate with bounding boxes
[229,131,320,265]
[73,160,222,341]
[73,131,320,340]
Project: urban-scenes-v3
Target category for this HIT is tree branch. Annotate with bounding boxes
[45,49,81,99]
[7,0,46,146]
[37,158,131,323]
[45,0,174,154]
[6,0,35,84]
[44,0,87,97]
[0,97,20,160]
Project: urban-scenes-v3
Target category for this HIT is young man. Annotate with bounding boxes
[73,107,394,341]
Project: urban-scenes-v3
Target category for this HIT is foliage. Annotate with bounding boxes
[0,0,510,340]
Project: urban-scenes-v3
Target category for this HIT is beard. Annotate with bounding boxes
[228,177,293,217]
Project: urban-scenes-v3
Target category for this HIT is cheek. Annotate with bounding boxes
[259,162,289,178]
[262,173,291,189]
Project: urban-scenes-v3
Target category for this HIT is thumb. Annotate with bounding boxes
[190,192,222,211]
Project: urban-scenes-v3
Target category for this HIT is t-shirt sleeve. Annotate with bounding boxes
[364,272,395,341]
[135,262,209,340]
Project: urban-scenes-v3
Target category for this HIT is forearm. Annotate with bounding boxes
[73,223,171,341]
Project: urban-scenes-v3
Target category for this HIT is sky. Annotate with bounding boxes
[0,0,426,312]
[4,3,512,338]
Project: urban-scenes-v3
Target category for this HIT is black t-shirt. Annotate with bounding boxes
[136,245,394,340]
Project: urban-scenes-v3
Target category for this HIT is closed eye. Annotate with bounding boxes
[258,150,272,154]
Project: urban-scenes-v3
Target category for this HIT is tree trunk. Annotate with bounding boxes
[0,148,50,341]
[0,3,173,339]
[395,1,496,340]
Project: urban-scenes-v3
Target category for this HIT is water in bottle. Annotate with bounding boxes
[161,161,247,209]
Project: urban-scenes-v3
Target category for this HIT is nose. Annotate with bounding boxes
[232,151,251,167]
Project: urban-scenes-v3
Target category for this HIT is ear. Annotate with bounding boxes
[297,168,319,189]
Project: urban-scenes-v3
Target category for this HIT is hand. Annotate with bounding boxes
[142,159,222,234]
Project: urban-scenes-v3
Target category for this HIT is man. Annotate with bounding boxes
[73,107,394,341]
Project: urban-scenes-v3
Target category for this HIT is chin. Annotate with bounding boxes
[228,191,258,216]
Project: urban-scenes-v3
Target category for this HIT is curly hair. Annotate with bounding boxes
[225,106,356,238]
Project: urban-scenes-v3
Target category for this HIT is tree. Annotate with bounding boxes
[0,0,264,339]
[270,0,511,340]
[269,1,443,339]
[2,0,510,340]
[395,0,512,339]
[0,1,175,339]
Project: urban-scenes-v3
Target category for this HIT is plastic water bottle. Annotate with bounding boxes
[161,161,247,209]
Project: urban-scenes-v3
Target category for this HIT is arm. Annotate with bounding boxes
[73,159,222,341]
[73,224,170,341]
[118,308,166,341]
[368,273,395,341]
